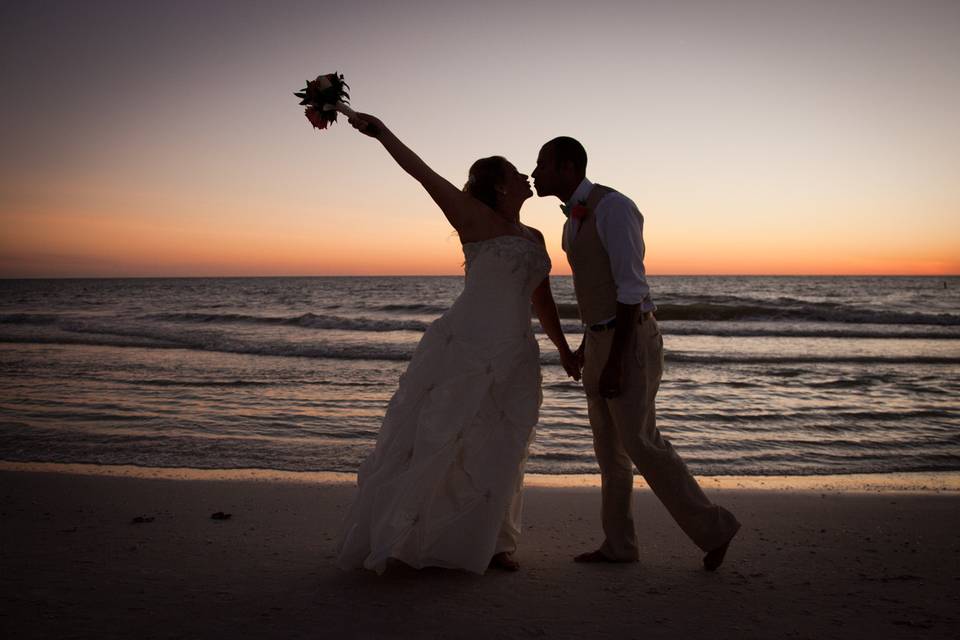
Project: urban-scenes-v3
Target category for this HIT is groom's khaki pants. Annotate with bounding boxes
[582,317,740,558]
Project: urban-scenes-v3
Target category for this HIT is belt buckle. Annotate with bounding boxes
[589,318,616,332]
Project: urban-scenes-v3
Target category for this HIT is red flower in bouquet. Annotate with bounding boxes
[305,106,329,130]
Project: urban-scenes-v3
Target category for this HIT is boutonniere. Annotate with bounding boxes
[570,203,590,220]
[561,200,589,219]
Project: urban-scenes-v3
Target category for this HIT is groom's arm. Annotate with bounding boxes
[594,195,650,306]
[594,195,648,398]
[598,302,640,398]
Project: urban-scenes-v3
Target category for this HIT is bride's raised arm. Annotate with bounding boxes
[347,112,477,235]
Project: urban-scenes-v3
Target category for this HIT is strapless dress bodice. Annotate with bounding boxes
[441,235,551,343]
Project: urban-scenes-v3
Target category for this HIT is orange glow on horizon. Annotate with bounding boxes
[3,204,957,278]
[3,169,958,279]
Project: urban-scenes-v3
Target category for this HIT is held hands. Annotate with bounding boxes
[559,344,583,382]
[559,340,622,394]
[348,112,383,138]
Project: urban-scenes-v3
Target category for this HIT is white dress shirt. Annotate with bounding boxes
[562,178,656,312]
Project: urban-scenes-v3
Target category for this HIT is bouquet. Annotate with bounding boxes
[294,72,357,131]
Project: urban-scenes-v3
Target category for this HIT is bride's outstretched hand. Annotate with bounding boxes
[348,112,383,138]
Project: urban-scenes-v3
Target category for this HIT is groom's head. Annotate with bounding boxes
[532,137,587,201]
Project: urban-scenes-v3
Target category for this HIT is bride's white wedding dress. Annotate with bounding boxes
[337,234,551,574]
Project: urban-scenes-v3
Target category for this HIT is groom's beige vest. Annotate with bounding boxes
[566,184,635,326]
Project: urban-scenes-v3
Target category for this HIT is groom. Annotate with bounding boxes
[532,137,740,570]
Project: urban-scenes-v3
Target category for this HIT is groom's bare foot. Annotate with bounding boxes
[489,552,520,572]
[573,549,638,563]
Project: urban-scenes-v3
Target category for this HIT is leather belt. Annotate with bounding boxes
[588,311,654,332]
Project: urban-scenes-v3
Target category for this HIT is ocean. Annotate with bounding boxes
[1,275,958,476]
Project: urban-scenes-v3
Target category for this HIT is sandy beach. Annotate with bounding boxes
[2,465,959,639]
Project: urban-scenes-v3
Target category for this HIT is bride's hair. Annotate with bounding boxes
[463,156,509,211]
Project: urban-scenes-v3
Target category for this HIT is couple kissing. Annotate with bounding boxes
[334,112,740,575]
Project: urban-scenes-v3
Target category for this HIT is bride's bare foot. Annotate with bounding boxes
[489,552,520,572]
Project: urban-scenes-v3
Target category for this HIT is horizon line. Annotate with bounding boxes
[2,273,958,280]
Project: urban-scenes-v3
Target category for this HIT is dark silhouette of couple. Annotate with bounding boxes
[335,113,740,574]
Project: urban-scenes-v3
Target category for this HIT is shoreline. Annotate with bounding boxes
[2,460,958,492]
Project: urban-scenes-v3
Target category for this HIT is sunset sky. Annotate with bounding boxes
[1,0,958,277]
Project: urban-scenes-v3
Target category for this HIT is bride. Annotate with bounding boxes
[336,112,580,574]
